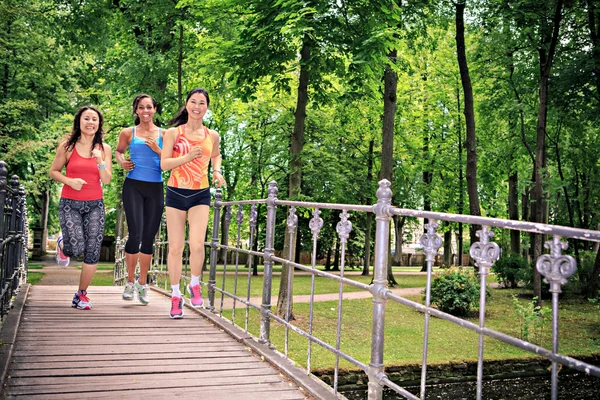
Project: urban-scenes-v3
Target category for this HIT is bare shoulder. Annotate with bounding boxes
[208,129,220,142]
[163,127,179,140]
[102,142,112,152]
[119,127,133,138]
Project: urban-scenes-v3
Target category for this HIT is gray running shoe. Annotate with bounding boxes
[122,282,134,300]
[135,281,149,305]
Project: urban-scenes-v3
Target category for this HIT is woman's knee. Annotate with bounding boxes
[188,240,205,255]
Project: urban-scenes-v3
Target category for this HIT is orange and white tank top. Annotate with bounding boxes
[167,125,213,189]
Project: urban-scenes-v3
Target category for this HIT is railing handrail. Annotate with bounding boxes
[114,179,600,400]
[0,160,28,326]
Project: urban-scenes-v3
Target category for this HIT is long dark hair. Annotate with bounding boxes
[64,106,104,154]
[132,93,157,125]
[168,88,210,127]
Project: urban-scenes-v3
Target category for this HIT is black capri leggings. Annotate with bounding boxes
[122,178,164,254]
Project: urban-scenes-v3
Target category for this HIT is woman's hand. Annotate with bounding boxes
[212,171,226,188]
[145,137,161,154]
[120,159,135,172]
[187,146,203,162]
[68,178,87,191]
[92,145,104,165]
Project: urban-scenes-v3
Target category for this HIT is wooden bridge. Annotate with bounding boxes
[0,285,335,399]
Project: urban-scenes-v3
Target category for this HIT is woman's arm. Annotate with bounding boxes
[115,128,134,171]
[49,141,87,190]
[210,130,225,187]
[93,143,113,185]
[160,127,199,171]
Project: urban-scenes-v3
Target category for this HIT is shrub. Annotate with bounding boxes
[492,253,529,288]
[512,295,550,343]
[427,267,489,317]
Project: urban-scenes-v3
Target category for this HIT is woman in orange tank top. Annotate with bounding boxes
[161,88,225,318]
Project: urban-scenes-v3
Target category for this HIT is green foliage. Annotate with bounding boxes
[427,267,489,317]
[511,295,551,343]
[492,253,530,288]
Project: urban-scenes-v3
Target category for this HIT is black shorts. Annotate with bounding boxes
[166,186,211,211]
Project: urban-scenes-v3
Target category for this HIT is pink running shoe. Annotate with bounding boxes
[170,296,184,319]
[56,235,70,268]
[187,283,204,308]
[72,291,92,310]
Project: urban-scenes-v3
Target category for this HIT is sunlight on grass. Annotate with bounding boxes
[215,289,600,371]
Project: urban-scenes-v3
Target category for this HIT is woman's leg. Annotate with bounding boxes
[123,179,144,283]
[79,262,98,291]
[187,205,210,277]
[138,182,164,285]
[80,199,105,292]
[166,206,187,286]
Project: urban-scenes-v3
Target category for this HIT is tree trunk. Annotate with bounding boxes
[508,158,520,254]
[587,246,600,298]
[177,23,183,107]
[444,223,453,267]
[333,237,340,271]
[456,78,464,266]
[39,190,50,255]
[277,32,311,317]
[381,49,398,286]
[455,0,482,254]
[533,0,564,307]
[393,215,404,266]
[362,140,374,276]
[587,0,600,105]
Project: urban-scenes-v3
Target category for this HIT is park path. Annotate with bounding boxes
[30,254,455,306]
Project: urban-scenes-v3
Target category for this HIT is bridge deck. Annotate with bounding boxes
[3,285,312,399]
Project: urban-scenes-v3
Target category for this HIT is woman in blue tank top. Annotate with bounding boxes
[115,94,164,305]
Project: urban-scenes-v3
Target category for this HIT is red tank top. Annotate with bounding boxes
[61,146,103,201]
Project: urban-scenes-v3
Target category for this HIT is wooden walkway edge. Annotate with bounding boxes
[0,285,339,399]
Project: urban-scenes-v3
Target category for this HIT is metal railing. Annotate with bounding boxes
[114,179,600,399]
[0,161,28,324]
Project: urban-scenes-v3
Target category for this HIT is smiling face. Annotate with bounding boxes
[79,109,100,136]
[185,92,208,121]
[135,96,156,123]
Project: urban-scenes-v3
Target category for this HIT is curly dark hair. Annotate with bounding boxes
[168,88,210,127]
[64,106,104,154]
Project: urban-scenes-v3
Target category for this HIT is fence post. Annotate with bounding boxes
[208,189,223,311]
[260,181,278,345]
[368,179,392,400]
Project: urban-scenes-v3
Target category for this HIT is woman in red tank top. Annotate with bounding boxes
[49,106,113,310]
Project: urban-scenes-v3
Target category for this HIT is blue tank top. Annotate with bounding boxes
[127,126,163,183]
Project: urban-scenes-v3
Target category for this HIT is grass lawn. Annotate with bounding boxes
[27,272,44,285]
[152,270,429,298]
[27,264,44,270]
[218,288,600,371]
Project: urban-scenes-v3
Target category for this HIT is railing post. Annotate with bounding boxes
[536,235,576,400]
[208,188,223,311]
[15,184,26,289]
[470,226,500,400]
[260,181,278,345]
[368,179,392,400]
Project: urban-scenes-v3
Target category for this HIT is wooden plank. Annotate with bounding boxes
[5,285,312,400]
[8,384,307,400]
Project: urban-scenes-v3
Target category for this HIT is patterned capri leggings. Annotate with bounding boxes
[58,198,105,265]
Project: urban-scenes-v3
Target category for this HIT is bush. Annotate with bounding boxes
[427,267,489,317]
[492,253,530,288]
